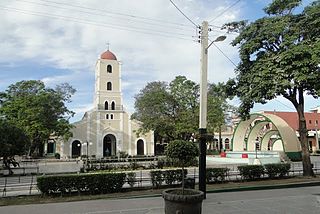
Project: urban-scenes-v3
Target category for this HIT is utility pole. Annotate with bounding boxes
[199,21,226,199]
[199,21,209,199]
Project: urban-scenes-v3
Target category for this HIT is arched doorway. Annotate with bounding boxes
[71,140,81,158]
[137,139,144,155]
[103,134,116,157]
[225,138,230,150]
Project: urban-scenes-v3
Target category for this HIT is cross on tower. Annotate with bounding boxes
[106,42,110,50]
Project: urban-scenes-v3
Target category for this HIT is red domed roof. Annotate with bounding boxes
[100,50,117,60]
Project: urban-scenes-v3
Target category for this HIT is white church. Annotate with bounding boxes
[54,49,154,158]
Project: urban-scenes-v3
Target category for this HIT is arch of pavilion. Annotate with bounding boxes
[231,113,302,161]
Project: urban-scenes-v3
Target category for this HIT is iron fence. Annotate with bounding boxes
[1,162,320,198]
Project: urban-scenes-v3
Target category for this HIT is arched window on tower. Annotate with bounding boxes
[111,101,115,110]
[104,101,108,110]
[107,82,112,91]
[107,65,112,73]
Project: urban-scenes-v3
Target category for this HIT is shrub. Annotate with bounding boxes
[150,169,187,187]
[37,172,126,195]
[163,169,187,185]
[126,172,137,188]
[119,151,128,158]
[238,165,264,180]
[206,168,229,183]
[150,170,163,188]
[206,150,220,155]
[264,163,291,178]
[54,153,60,159]
[165,140,199,193]
[129,161,141,170]
[157,158,165,169]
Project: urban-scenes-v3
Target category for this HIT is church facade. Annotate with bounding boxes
[58,50,154,158]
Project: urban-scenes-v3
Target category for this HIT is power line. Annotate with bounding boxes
[169,0,199,28]
[16,0,190,31]
[211,42,238,67]
[0,6,195,41]
[18,0,193,29]
[274,99,295,111]
[15,0,194,33]
[208,0,242,23]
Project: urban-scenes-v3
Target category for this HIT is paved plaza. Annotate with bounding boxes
[1,185,320,214]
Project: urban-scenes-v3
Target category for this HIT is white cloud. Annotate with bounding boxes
[0,0,251,122]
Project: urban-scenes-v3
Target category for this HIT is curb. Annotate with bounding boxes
[206,181,320,193]
[114,180,320,200]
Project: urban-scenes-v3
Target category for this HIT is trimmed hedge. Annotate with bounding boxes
[238,165,264,180]
[206,168,229,183]
[37,172,126,195]
[150,169,187,188]
[126,172,137,188]
[264,163,290,178]
[238,163,291,180]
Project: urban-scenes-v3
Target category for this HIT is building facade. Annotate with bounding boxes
[56,50,154,158]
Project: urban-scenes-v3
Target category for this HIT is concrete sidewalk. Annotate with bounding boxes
[1,185,320,214]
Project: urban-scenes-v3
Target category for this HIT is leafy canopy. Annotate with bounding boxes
[224,0,320,118]
[0,80,76,156]
[223,0,320,176]
[132,75,230,141]
[165,140,199,166]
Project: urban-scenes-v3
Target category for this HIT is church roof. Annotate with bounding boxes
[100,50,117,60]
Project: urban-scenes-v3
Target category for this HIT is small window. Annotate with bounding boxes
[106,114,109,119]
[107,65,112,73]
[309,120,312,124]
[111,101,115,110]
[110,114,114,120]
[107,82,112,91]
[316,120,318,125]
[104,101,108,110]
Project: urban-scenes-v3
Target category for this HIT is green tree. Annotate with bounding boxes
[0,80,76,157]
[133,76,232,144]
[169,76,199,140]
[132,80,176,141]
[0,119,30,174]
[165,140,199,194]
[224,0,320,176]
[133,76,199,141]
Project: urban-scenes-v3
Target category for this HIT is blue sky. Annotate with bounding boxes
[0,0,318,122]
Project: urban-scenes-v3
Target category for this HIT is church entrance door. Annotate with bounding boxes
[71,140,81,158]
[103,134,116,157]
[137,139,144,155]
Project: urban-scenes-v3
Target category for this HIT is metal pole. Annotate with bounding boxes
[256,142,257,159]
[199,21,209,199]
[315,122,319,151]
[86,141,89,169]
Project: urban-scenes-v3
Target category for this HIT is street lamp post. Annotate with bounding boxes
[199,21,226,199]
[255,140,259,159]
[315,121,319,151]
[83,141,92,168]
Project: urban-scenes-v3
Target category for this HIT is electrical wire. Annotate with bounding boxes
[274,99,296,111]
[14,0,194,33]
[208,0,242,23]
[211,42,238,67]
[0,6,195,41]
[169,0,199,28]
[18,0,194,29]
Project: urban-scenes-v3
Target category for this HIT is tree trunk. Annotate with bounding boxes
[219,125,222,152]
[182,166,185,195]
[296,92,314,176]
